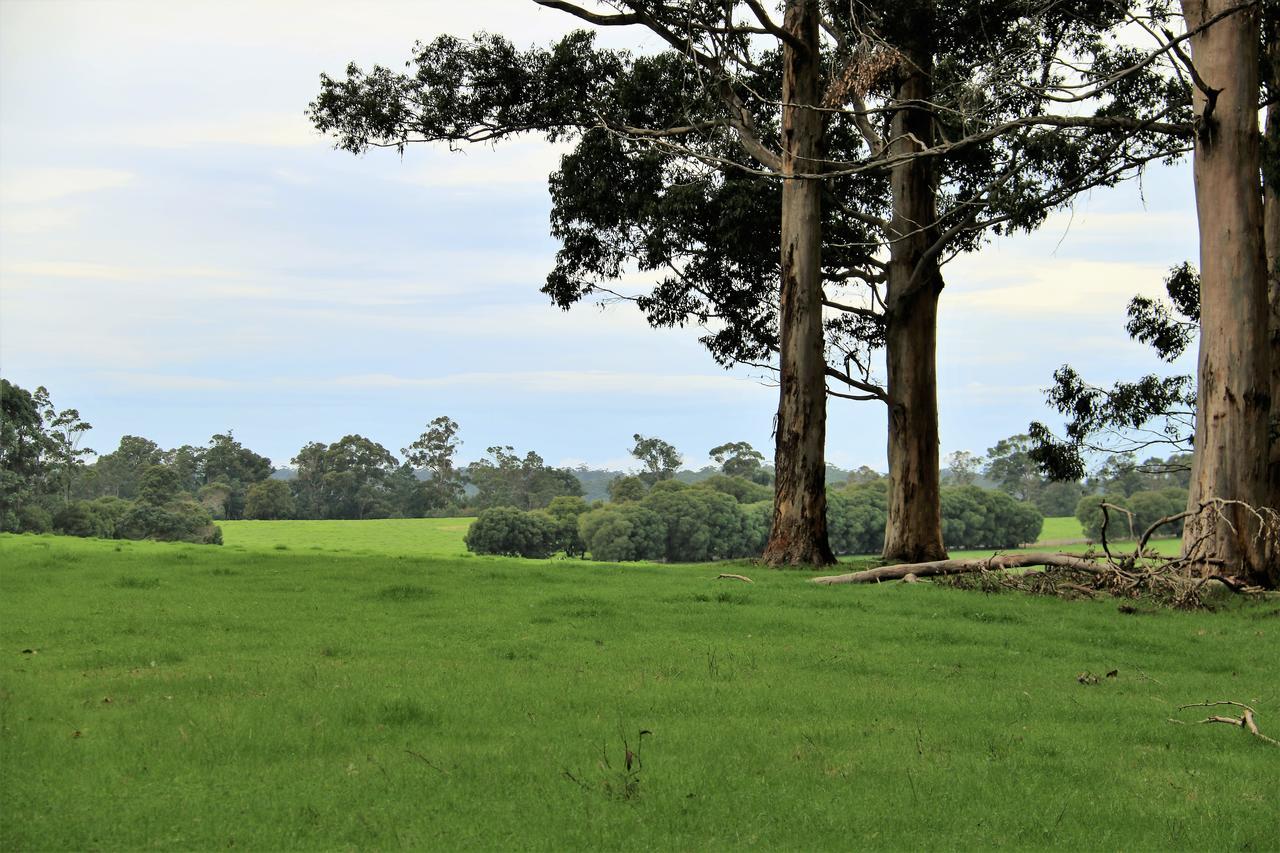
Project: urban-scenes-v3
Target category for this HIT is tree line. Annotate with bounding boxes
[310,0,1278,586]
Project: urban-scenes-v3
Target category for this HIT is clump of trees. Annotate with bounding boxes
[466,471,1042,562]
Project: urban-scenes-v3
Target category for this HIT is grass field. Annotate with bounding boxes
[1037,515,1086,542]
[3,522,1274,851]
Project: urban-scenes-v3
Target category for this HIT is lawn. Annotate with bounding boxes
[1037,515,1086,542]
[2,528,1275,851]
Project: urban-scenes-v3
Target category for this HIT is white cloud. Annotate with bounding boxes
[0,167,134,205]
[333,370,766,396]
[945,259,1166,317]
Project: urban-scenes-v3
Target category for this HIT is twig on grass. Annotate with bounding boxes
[716,573,754,583]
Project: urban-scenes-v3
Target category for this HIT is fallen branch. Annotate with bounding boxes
[716,573,754,583]
[811,552,1102,585]
[1175,701,1280,748]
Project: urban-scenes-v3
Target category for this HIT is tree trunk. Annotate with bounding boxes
[1265,14,1279,567]
[881,33,948,564]
[763,0,835,567]
[1180,0,1274,585]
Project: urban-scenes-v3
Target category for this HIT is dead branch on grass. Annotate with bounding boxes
[810,499,1279,607]
[1174,701,1280,747]
[716,573,754,583]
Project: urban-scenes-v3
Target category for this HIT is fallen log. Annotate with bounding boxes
[811,552,1104,585]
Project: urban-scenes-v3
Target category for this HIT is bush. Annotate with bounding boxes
[940,486,1042,549]
[741,500,772,555]
[641,486,750,562]
[827,482,888,556]
[14,504,52,534]
[53,501,98,537]
[464,507,557,558]
[120,499,221,544]
[578,503,666,562]
[544,495,589,556]
[87,496,132,538]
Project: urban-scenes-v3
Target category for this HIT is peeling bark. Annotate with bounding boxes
[881,30,948,564]
[1179,0,1274,585]
[763,0,835,568]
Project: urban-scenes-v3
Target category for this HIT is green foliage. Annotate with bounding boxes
[640,485,750,562]
[1075,488,1188,541]
[983,434,1041,502]
[940,486,1043,550]
[544,495,589,557]
[120,499,222,545]
[465,446,582,511]
[629,434,682,486]
[827,482,889,556]
[708,441,769,483]
[243,480,296,520]
[607,475,649,503]
[401,416,465,511]
[1034,480,1085,517]
[464,507,557,558]
[137,465,183,506]
[291,435,398,520]
[692,474,771,504]
[578,503,666,562]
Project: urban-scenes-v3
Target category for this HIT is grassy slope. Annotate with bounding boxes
[1039,516,1086,541]
[2,528,1277,851]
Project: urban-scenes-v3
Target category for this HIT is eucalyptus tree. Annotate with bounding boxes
[310,0,1189,565]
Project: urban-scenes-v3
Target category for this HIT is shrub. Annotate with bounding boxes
[827,482,888,556]
[120,499,221,544]
[15,504,52,534]
[640,486,750,562]
[544,495,589,556]
[464,507,557,558]
[88,496,132,538]
[940,486,1042,549]
[53,501,98,537]
[1077,488,1187,541]
[578,503,666,562]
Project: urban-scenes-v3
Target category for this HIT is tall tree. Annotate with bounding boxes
[402,416,466,511]
[310,1,1188,566]
[1178,0,1274,584]
[629,434,682,486]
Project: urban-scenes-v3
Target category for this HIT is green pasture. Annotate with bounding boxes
[1037,515,1086,542]
[2,525,1275,851]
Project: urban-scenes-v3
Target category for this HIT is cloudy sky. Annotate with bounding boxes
[0,0,1198,472]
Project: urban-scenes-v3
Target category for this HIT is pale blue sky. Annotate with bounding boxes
[0,0,1198,472]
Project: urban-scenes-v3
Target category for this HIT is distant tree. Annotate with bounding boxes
[0,380,48,530]
[545,495,590,556]
[845,466,883,486]
[402,416,465,510]
[944,451,980,487]
[197,482,233,519]
[630,434,681,486]
[1034,480,1086,518]
[940,486,1042,550]
[32,386,93,505]
[607,475,648,503]
[93,435,165,500]
[693,474,772,505]
[199,432,273,519]
[244,479,296,520]
[984,435,1043,503]
[466,446,582,511]
[289,435,398,519]
[709,441,769,484]
[137,465,183,506]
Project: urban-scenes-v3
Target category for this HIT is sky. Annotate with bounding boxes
[0,0,1199,472]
